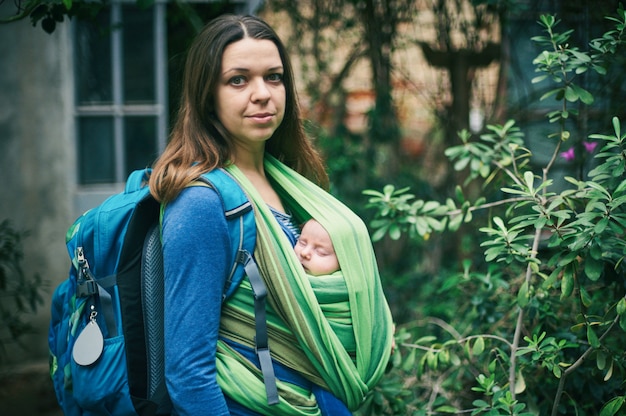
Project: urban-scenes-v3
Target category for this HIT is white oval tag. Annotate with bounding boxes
[72,321,104,366]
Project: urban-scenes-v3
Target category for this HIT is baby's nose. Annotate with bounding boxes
[299,247,311,259]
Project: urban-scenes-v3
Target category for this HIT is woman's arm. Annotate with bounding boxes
[161,186,231,415]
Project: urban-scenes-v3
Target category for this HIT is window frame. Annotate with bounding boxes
[73,0,168,187]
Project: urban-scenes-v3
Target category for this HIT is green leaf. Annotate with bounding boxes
[600,396,625,416]
[473,337,485,355]
[524,171,535,190]
[612,116,621,138]
[570,49,591,63]
[465,339,472,358]
[580,286,592,307]
[617,298,626,316]
[402,348,417,372]
[539,14,556,27]
[587,325,600,349]
[493,216,507,232]
[571,84,594,104]
[389,223,402,240]
[434,405,459,413]
[455,186,465,203]
[438,348,450,366]
[561,267,575,300]
[515,370,526,394]
[454,157,470,171]
[594,65,607,75]
[484,247,501,262]
[540,88,561,102]
[501,186,529,196]
[415,335,437,344]
[362,189,384,197]
[594,217,609,234]
[590,244,603,260]
[450,353,461,366]
[371,226,388,242]
[604,360,614,382]
[558,251,579,267]
[564,85,579,102]
[426,351,438,370]
[585,256,603,281]
[597,351,607,370]
[544,267,560,289]
[518,281,530,307]
[449,214,463,231]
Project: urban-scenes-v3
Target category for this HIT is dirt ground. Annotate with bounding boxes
[0,363,63,416]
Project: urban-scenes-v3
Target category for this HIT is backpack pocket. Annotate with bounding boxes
[70,334,137,415]
[49,279,78,413]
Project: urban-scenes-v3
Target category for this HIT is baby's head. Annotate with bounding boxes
[294,219,340,276]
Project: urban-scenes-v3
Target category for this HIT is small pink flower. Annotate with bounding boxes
[583,141,597,153]
[560,147,575,161]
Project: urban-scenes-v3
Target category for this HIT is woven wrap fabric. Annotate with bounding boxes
[215,156,394,415]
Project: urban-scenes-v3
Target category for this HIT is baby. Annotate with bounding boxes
[294,219,340,276]
[295,219,395,394]
[294,219,352,413]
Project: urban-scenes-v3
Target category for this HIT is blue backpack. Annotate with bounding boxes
[48,168,273,415]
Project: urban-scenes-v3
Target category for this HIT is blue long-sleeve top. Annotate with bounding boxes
[162,186,231,415]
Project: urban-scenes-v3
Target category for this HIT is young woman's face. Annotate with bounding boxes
[215,37,286,151]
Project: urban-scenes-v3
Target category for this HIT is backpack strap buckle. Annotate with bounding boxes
[76,279,98,298]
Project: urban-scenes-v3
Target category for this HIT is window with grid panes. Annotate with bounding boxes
[74,0,167,185]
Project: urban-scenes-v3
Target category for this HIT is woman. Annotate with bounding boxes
[149,14,394,416]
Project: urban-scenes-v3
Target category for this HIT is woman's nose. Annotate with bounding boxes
[251,78,271,102]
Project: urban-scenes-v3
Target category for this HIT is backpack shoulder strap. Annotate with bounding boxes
[199,169,253,219]
[198,168,257,300]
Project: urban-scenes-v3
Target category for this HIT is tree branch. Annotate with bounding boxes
[550,312,620,416]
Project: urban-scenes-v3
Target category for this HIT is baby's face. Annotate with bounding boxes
[295,220,339,276]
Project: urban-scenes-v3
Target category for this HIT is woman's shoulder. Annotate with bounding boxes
[161,184,230,246]
[164,184,224,218]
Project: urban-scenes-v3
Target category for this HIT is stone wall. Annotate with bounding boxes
[0,6,74,369]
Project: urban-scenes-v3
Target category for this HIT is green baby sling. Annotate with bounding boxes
[215,156,395,415]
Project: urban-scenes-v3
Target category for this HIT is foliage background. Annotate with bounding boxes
[261,1,626,415]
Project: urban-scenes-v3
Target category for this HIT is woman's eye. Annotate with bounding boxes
[266,73,283,82]
[229,75,246,85]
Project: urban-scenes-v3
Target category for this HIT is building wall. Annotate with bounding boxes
[0,10,74,366]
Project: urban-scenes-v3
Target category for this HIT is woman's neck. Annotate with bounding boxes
[230,144,285,211]
[234,158,286,213]
[232,143,265,175]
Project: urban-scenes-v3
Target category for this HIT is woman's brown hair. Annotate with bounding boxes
[150,14,328,202]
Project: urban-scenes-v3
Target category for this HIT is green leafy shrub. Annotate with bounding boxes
[0,220,45,360]
[362,6,626,416]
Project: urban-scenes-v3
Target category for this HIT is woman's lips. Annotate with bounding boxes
[248,113,274,123]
